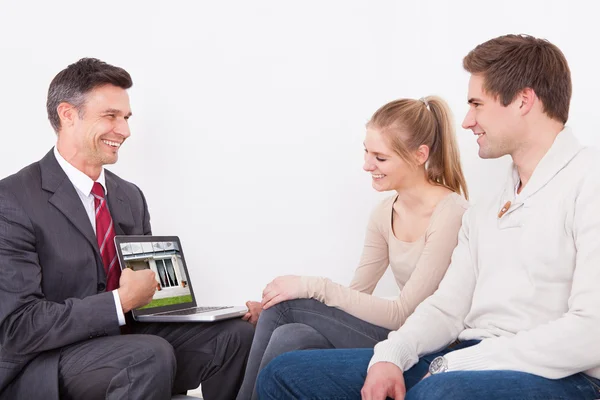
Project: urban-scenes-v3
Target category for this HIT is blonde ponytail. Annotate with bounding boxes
[423,96,469,200]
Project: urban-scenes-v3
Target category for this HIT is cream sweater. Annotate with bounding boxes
[370,128,600,380]
[299,192,468,331]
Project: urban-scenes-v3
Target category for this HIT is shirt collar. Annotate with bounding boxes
[53,146,107,196]
[500,126,583,214]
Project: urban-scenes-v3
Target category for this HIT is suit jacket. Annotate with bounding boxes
[0,149,151,399]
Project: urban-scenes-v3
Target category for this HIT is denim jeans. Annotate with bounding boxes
[256,340,600,399]
[236,299,390,400]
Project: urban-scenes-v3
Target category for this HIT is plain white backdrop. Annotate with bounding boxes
[0,1,598,305]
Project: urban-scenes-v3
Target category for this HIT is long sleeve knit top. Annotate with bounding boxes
[299,192,468,330]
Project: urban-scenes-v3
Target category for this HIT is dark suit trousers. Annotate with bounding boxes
[57,318,254,400]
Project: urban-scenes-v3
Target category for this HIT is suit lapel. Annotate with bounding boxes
[40,150,100,257]
[105,172,134,236]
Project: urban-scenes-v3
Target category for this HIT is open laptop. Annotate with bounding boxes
[114,235,247,322]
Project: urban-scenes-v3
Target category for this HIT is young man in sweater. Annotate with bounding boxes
[255,34,600,400]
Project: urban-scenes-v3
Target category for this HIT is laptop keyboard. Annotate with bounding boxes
[153,306,233,316]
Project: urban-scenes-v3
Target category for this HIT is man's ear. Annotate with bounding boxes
[415,144,430,166]
[517,87,537,116]
[56,102,78,128]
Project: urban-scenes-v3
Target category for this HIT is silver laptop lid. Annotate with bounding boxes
[114,235,198,317]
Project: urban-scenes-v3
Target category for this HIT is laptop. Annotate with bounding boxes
[114,235,248,322]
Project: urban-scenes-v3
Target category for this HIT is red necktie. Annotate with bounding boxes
[92,182,120,291]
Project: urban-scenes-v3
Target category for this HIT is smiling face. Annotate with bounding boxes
[462,74,522,159]
[363,127,420,192]
[57,84,132,178]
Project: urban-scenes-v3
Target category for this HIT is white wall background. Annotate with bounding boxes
[0,1,598,305]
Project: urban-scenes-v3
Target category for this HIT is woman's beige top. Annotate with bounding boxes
[299,192,468,330]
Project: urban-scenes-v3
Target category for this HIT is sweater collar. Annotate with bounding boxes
[499,126,584,215]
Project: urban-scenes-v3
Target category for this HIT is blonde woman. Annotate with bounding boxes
[237,96,469,400]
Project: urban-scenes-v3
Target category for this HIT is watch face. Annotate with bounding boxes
[429,356,447,374]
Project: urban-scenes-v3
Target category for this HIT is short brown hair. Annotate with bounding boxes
[47,58,133,132]
[463,34,571,123]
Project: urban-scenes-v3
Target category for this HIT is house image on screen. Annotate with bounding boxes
[119,241,189,300]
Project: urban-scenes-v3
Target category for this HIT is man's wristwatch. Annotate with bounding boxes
[428,356,448,375]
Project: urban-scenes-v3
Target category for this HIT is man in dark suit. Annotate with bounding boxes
[0,58,254,400]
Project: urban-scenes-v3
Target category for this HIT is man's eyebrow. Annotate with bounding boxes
[103,108,132,117]
[468,98,483,104]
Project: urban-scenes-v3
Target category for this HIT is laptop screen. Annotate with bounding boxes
[114,236,197,315]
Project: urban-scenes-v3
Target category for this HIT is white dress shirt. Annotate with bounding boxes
[53,147,126,326]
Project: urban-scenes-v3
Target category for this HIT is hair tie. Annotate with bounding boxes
[419,97,430,110]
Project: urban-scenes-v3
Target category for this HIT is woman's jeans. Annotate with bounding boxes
[235,299,391,400]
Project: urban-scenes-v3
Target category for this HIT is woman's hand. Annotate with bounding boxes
[261,275,304,309]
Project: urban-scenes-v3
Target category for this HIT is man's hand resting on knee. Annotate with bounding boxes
[361,362,406,400]
[242,301,262,326]
[117,268,160,313]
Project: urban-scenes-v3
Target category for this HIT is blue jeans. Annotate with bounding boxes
[256,340,600,399]
[236,299,390,400]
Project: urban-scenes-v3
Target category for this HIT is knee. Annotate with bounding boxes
[277,298,321,309]
[260,324,315,369]
[269,324,298,344]
[262,325,301,360]
[268,323,325,352]
[257,299,323,325]
[260,299,320,318]
[137,335,177,377]
[221,318,255,351]
[256,301,286,324]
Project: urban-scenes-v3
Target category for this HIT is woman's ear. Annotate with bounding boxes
[415,144,430,166]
